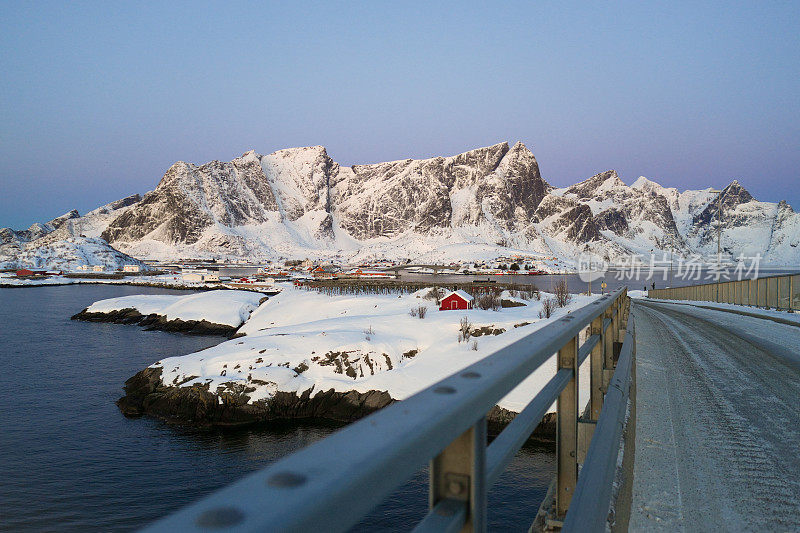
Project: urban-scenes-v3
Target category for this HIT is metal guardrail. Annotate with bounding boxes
[143,288,631,533]
[562,315,635,532]
[649,272,800,311]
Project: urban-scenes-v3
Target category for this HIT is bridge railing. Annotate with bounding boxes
[143,288,632,533]
[649,272,800,311]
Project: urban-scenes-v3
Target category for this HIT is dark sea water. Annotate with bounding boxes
[0,285,554,531]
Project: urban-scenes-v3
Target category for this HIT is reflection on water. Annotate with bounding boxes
[0,285,555,531]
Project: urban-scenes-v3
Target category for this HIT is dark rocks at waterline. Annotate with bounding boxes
[116,366,395,428]
[117,366,558,441]
[71,307,237,336]
[486,405,556,444]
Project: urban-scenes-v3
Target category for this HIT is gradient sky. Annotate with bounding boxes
[1,1,798,228]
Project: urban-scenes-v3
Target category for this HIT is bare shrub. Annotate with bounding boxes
[539,297,554,319]
[423,287,444,305]
[458,316,472,343]
[475,293,501,311]
[417,306,427,319]
[519,285,539,301]
[471,340,478,351]
[554,279,571,307]
[363,325,375,335]
[409,307,418,317]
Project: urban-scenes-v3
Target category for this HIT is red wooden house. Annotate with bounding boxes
[16,269,46,277]
[439,290,474,311]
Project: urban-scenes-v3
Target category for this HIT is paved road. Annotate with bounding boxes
[629,300,800,531]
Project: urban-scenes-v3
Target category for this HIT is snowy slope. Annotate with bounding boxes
[149,286,598,412]
[0,236,146,271]
[86,290,264,327]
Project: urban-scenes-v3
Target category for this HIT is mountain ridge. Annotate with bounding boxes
[2,142,798,268]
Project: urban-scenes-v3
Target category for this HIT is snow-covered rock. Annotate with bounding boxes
[84,290,264,327]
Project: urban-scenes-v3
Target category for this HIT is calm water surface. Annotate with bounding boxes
[0,285,554,531]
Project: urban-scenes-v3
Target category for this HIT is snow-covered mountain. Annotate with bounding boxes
[3,142,799,267]
[0,195,145,270]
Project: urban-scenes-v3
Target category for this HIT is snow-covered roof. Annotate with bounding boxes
[443,289,474,302]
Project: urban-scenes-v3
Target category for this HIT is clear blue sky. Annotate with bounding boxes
[1,1,798,228]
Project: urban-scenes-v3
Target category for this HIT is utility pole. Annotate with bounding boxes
[709,188,724,300]
[669,246,673,288]
[716,192,723,265]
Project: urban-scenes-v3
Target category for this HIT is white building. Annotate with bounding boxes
[92,265,104,272]
[182,269,219,283]
[123,265,140,273]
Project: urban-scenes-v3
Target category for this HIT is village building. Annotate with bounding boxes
[311,264,340,279]
[181,269,219,283]
[92,265,104,272]
[344,268,393,279]
[439,290,474,311]
[15,269,47,277]
[123,265,140,273]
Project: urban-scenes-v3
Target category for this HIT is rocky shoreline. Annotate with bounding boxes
[117,366,557,441]
[71,307,237,336]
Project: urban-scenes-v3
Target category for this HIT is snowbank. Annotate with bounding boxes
[84,290,265,327]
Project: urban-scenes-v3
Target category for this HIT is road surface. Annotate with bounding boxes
[629,300,800,531]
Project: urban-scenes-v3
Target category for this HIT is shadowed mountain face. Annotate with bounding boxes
[3,143,799,266]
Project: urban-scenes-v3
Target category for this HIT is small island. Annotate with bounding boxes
[106,284,591,440]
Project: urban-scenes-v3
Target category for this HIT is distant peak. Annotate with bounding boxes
[269,145,328,156]
[582,170,622,186]
[719,179,754,205]
[631,176,656,189]
[452,141,509,158]
[722,179,752,196]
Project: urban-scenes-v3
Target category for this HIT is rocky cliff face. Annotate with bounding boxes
[4,142,800,266]
[331,142,549,239]
[99,142,551,247]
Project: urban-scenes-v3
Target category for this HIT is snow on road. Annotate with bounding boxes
[630,300,800,531]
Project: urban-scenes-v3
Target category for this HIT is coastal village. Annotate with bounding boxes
[2,253,570,290]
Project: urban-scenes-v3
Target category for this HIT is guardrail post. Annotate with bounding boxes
[589,315,604,420]
[430,418,487,532]
[556,335,579,517]
[603,301,614,384]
